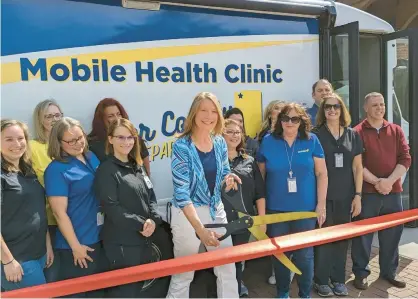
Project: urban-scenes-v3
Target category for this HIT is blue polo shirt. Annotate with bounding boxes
[256,133,325,212]
[44,151,101,249]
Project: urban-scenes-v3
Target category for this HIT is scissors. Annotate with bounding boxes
[198,184,318,274]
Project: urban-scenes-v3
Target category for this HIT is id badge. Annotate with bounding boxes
[143,175,153,189]
[287,177,297,193]
[97,212,104,226]
[335,153,344,168]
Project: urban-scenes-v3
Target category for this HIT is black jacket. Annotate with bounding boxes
[94,156,161,246]
[222,154,265,235]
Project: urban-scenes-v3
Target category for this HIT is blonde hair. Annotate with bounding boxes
[105,118,143,166]
[178,92,224,138]
[258,100,286,141]
[48,117,88,162]
[316,93,351,127]
[1,119,33,175]
[33,99,63,144]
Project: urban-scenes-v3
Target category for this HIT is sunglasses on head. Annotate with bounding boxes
[324,103,342,111]
[280,115,301,124]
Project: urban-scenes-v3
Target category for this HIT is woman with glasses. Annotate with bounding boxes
[44,117,102,297]
[30,99,63,282]
[88,98,151,175]
[1,120,51,290]
[167,92,241,298]
[222,119,266,297]
[224,108,259,157]
[94,118,161,298]
[312,94,363,297]
[258,100,286,144]
[256,103,328,298]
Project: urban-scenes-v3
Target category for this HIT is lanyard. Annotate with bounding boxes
[325,124,342,149]
[284,139,296,178]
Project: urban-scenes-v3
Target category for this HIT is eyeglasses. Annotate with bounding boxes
[61,135,84,146]
[224,130,242,136]
[280,115,301,124]
[112,135,136,143]
[324,104,342,111]
[44,113,63,121]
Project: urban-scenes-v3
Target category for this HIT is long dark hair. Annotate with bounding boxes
[273,103,312,140]
[88,98,129,141]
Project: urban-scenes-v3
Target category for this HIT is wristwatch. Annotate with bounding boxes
[355,192,362,198]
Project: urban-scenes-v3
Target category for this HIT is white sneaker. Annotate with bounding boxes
[268,274,276,285]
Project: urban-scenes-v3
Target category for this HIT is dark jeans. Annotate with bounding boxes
[267,210,316,298]
[57,242,103,298]
[314,200,352,285]
[231,232,251,295]
[44,225,60,283]
[351,193,403,279]
[103,243,153,298]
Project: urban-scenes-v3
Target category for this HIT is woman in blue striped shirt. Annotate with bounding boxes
[166,92,241,299]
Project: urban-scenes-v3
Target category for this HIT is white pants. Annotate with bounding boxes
[166,203,238,298]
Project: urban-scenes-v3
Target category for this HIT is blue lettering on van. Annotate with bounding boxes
[136,62,217,83]
[20,58,48,81]
[161,111,185,137]
[19,59,280,84]
[225,63,282,83]
[138,123,157,142]
[20,58,127,82]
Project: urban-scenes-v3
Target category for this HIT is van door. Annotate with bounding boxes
[382,29,418,226]
[323,23,418,226]
[328,21,360,125]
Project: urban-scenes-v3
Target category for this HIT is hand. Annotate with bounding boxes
[224,173,242,192]
[351,195,362,218]
[140,219,156,237]
[46,241,54,268]
[316,205,326,228]
[72,245,94,268]
[196,227,222,247]
[375,178,393,195]
[3,259,24,283]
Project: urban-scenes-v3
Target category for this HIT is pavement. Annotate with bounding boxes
[191,227,418,298]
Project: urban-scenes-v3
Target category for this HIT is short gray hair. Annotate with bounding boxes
[364,92,384,104]
[48,117,88,162]
[33,99,63,144]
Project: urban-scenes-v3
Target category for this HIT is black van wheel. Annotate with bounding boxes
[139,222,173,298]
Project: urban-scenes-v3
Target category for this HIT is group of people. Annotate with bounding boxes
[0,78,411,299]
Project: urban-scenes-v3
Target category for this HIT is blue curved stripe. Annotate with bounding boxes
[1,0,318,56]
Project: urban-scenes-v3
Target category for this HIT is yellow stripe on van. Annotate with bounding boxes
[234,90,263,138]
[1,38,318,84]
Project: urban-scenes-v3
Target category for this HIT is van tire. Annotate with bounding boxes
[139,221,173,298]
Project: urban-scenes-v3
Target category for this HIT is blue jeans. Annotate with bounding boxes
[268,211,316,298]
[351,193,403,279]
[1,255,46,291]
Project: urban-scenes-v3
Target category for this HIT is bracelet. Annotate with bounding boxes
[2,258,14,266]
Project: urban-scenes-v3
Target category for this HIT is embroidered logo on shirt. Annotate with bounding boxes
[298,149,310,153]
